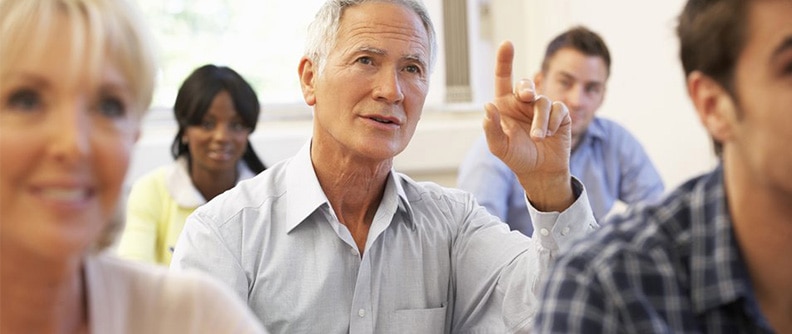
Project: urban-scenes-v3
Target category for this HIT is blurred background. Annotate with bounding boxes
[130,0,716,194]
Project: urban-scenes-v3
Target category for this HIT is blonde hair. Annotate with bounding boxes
[0,0,158,250]
[0,0,158,117]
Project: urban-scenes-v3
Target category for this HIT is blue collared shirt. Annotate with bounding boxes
[171,140,598,333]
[458,117,664,236]
[534,165,775,333]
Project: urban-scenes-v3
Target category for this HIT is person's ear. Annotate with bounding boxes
[687,71,738,145]
[298,57,317,106]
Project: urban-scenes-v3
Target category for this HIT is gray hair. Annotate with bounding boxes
[304,0,437,74]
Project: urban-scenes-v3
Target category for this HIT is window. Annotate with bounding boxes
[138,0,453,116]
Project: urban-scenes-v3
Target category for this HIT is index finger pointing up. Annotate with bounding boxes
[495,41,515,98]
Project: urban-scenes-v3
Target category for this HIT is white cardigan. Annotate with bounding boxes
[84,253,266,333]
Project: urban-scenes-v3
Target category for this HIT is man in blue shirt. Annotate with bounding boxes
[458,26,664,235]
[534,0,792,332]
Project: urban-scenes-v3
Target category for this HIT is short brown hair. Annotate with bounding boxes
[677,0,748,156]
[541,26,611,77]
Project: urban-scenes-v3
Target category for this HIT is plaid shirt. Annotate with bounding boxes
[534,165,776,333]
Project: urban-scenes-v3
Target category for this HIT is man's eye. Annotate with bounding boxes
[357,57,373,65]
[586,86,602,94]
[97,96,126,118]
[404,65,422,74]
[6,89,42,111]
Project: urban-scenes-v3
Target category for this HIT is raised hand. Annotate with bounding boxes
[483,41,575,212]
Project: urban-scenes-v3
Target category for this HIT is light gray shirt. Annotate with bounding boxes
[171,140,597,333]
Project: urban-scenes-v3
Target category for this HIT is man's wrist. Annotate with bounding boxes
[518,172,575,212]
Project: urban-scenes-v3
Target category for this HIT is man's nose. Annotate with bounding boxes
[373,68,405,104]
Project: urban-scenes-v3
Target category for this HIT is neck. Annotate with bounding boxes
[190,161,239,201]
[724,154,792,330]
[311,142,392,254]
[0,239,88,334]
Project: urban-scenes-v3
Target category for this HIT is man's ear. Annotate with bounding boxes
[298,57,317,106]
[687,71,738,145]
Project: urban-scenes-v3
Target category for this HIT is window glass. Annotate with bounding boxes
[139,0,446,113]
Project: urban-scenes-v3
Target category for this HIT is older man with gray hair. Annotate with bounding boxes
[172,0,596,332]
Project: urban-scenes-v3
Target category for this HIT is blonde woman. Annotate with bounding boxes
[0,0,265,332]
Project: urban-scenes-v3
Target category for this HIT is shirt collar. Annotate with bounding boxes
[584,117,607,141]
[284,140,330,233]
[689,165,754,315]
[572,118,606,154]
[166,156,257,208]
[284,139,416,233]
[389,169,417,230]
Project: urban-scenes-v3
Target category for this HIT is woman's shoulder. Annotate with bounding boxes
[85,254,266,333]
[129,163,173,191]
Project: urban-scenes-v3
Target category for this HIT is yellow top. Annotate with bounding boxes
[117,158,255,265]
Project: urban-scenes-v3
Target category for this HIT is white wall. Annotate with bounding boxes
[484,0,718,190]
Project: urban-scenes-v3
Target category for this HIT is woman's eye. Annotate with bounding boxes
[230,122,248,132]
[782,61,792,75]
[97,96,126,118]
[201,121,215,130]
[6,89,42,111]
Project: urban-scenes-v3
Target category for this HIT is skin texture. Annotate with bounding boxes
[0,13,140,333]
[687,0,792,331]
[184,90,250,200]
[534,48,607,149]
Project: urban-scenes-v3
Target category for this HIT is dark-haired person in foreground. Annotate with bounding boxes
[534,0,792,332]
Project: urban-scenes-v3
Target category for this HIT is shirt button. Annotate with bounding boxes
[561,227,570,236]
[539,228,550,236]
[358,309,366,317]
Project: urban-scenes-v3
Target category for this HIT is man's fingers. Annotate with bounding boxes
[494,41,515,98]
[483,103,507,154]
[531,96,552,139]
[514,79,537,103]
[546,101,570,136]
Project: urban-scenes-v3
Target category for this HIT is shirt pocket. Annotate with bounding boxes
[382,304,447,333]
